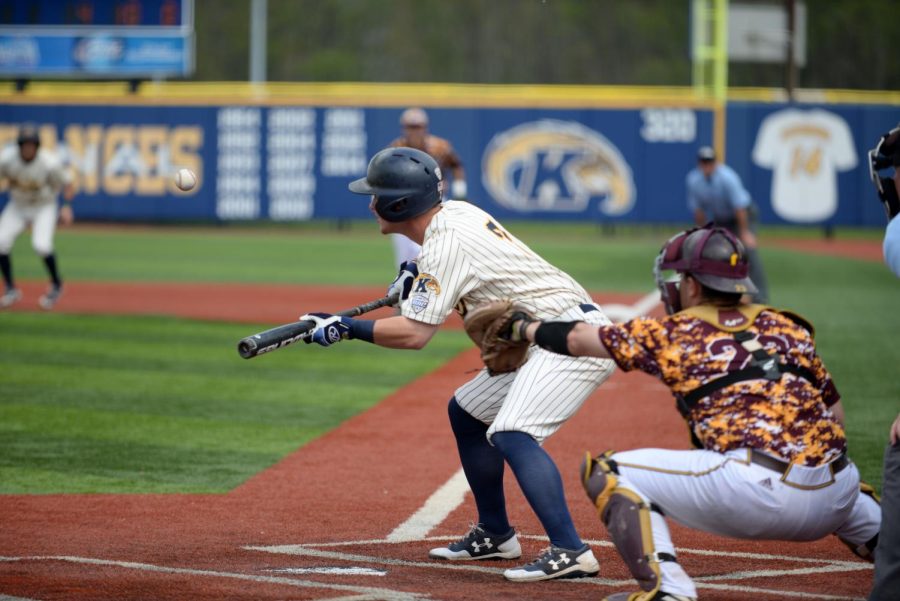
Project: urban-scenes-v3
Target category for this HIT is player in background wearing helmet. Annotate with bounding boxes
[500,224,881,601]
[300,147,617,582]
[0,125,75,310]
[387,108,467,266]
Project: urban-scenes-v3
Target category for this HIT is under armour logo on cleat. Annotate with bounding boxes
[758,478,773,490]
[471,539,494,552]
[548,554,571,570]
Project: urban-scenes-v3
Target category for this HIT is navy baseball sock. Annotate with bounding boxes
[491,430,583,550]
[0,254,12,289]
[42,254,62,288]
[447,398,511,536]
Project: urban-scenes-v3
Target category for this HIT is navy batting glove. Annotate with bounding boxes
[387,260,419,304]
[300,312,355,347]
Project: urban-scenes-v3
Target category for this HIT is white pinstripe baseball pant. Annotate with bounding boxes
[455,303,616,443]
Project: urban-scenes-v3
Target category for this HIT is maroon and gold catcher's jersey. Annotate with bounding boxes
[597,306,845,467]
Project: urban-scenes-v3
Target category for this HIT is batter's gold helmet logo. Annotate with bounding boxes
[482,120,635,216]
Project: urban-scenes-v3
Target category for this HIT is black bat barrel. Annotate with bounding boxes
[236,293,398,359]
[237,320,315,359]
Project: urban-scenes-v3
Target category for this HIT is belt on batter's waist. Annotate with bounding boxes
[749,450,849,475]
[579,303,599,313]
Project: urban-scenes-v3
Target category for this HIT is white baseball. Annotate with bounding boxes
[175,168,197,191]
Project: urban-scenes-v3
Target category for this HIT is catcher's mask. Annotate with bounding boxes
[654,224,758,315]
[867,124,900,220]
[348,147,443,223]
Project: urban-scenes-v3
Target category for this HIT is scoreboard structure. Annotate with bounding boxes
[0,0,194,78]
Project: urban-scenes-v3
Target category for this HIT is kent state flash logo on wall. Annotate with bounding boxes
[481,120,635,216]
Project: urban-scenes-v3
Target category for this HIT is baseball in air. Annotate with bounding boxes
[174,168,197,191]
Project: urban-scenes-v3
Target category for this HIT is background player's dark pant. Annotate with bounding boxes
[870,442,900,601]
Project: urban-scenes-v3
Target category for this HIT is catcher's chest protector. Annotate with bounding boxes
[674,303,816,418]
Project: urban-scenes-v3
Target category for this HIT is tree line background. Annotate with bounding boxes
[193,0,899,91]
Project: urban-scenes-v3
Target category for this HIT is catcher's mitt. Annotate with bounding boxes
[463,301,535,375]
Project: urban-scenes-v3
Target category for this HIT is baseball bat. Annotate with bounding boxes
[237,292,399,359]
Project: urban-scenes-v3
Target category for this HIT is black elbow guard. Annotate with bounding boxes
[534,321,578,356]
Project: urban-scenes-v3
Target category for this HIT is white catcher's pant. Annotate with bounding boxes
[0,201,58,256]
[454,303,616,443]
[610,447,881,598]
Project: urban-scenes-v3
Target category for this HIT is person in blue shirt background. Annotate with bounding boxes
[686,146,769,303]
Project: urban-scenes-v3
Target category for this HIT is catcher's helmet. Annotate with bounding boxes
[654,224,758,314]
[349,147,443,222]
[17,125,40,148]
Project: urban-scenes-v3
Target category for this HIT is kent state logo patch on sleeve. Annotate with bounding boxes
[409,273,441,314]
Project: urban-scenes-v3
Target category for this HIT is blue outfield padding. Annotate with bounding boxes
[0,101,897,226]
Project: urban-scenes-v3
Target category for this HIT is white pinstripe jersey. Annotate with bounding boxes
[400,202,593,324]
[0,147,71,207]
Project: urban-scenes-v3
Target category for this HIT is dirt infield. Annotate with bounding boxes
[0,282,874,600]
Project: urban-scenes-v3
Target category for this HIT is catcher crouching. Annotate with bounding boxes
[493,224,881,601]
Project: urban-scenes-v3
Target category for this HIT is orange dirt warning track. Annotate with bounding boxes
[0,282,874,600]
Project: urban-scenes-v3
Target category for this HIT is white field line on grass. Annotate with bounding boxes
[0,556,429,601]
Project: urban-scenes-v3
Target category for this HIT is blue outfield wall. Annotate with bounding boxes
[0,100,897,226]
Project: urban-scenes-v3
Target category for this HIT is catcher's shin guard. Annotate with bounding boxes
[582,451,673,596]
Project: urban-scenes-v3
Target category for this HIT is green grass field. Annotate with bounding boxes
[1,221,897,493]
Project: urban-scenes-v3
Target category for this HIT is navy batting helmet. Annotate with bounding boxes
[17,125,40,148]
[348,147,443,222]
[654,224,758,314]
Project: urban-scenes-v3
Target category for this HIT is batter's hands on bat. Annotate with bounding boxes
[300,312,355,347]
[387,260,418,305]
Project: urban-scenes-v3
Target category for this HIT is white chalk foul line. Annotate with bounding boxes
[386,469,469,542]
[602,289,661,323]
[0,555,429,601]
[244,544,631,586]
[244,541,866,600]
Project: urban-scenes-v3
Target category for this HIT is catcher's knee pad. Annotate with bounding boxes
[581,450,619,513]
[602,487,674,594]
[859,479,881,504]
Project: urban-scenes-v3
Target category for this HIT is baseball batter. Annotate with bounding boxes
[388,108,467,266]
[503,224,882,601]
[301,147,616,582]
[0,125,74,310]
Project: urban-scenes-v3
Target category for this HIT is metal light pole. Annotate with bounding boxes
[250,0,267,82]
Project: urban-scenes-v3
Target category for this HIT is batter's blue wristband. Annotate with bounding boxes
[534,321,577,356]
[349,319,375,343]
